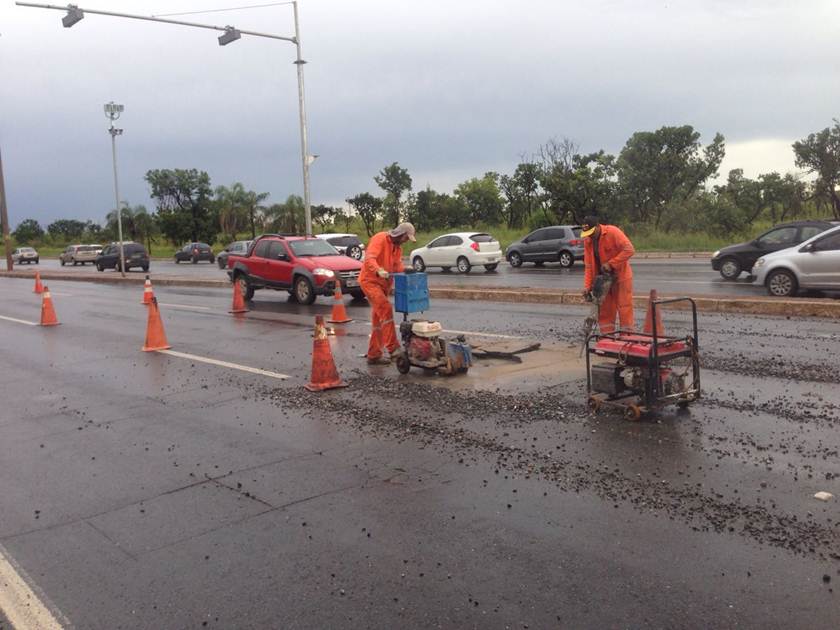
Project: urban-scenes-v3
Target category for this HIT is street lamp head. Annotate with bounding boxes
[104,101,124,121]
[62,5,84,28]
[218,26,241,46]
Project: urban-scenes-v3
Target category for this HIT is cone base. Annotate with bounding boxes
[229,308,249,314]
[304,380,348,392]
[40,321,60,327]
[327,316,352,324]
[142,343,172,352]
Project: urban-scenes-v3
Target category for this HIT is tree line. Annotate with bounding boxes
[9,119,840,247]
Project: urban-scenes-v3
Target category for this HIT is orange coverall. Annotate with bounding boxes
[583,224,635,333]
[360,231,405,360]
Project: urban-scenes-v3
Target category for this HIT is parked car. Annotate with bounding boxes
[505,225,583,268]
[11,247,39,264]
[410,232,502,273]
[227,234,364,305]
[217,240,253,269]
[711,220,838,280]
[751,225,840,297]
[174,242,215,264]
[96,242,149,272]
[316,233,365,260]
[59,244,100,266]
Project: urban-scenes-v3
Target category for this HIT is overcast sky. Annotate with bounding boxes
[1,0,837,228]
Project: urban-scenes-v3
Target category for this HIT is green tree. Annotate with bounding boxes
[374,162,412,227]
[12,218,43,244]
[312,204,339,230]
[346,193,382,236]
[214,183,248,242]
[454,172,504,225]
[793,121,840,219]
[47,219,86,242]
[616,125,725,228]
[499,162,541,228]
[145,169,216,244]
[264,195,305,235]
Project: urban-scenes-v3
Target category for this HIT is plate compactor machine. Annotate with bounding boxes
[392,271,472,376]
[584,280,701,420]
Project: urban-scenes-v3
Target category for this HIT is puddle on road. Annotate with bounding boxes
[397,342,586,394]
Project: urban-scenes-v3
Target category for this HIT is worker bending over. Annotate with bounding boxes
[359,222,416,365]
[581,215,635,333]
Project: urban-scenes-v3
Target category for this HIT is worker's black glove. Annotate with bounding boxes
[583,290,594,303]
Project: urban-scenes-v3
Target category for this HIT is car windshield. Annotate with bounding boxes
[21,248,35,252]
[289,239,340,257]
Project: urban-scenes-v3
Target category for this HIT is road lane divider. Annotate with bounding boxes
[0,314,39,326]
[0,543,66,630]
[157,349,290,380]
[157,302,212,311]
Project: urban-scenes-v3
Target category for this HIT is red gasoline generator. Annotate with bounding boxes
[585,297,700,420]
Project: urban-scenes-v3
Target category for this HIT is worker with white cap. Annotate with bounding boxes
[359,222,417,365]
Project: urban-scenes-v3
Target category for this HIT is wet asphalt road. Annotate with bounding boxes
[1,277,839,629]
[26,255,781,297]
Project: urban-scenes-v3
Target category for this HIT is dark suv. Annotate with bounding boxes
[711,220,839,280]
[227,234,364,304]
[96,242,149,272]
[506,225,583,268]
[174,242,215,264]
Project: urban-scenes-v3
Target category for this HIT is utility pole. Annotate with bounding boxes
[105,101,126,277]
[0,145,12,271]
[292,0,312,236]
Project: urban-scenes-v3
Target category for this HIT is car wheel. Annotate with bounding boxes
[347,245,363,260]
[456,256,471,273]
[209,257,215,264]
[293,275,316,305]
[508,251,523,268]
[559,251,574,268]
[412,256,426,272]
[484,263,498,272]
[217,258,225,269]
[350,290,366,301]
[766,269,797,297]
[34,259,39,264]
[191,256,198,264]
[97,263,104,272]
[719,257,741,280]
[236,274,255,301]
[60,259,65,266]
[174,257,180,264]
[142,265,149,273]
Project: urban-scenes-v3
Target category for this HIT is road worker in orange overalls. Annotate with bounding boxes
[581,215,636,334]
[359,222,416,365]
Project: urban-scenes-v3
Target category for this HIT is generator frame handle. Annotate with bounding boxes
[650,296,699,401]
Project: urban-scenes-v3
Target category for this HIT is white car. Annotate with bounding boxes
[12,247,39,264]
[751,225,840,297]
[315,233,365,260]
[409,232,502,273]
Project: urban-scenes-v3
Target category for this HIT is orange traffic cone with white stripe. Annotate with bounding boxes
[229,278,248,314]
[40,286,59,326]
[142,297,171,352]
[304,315,347,392]
[327,284,352,324]
[141,275,155,305]
[33,271,44,294]
[643,289,665,337]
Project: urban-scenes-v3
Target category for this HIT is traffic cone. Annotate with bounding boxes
[142,297,172,352]
[141,275,155,305]
[643,289,665,337]
[229,278,248,314]
[33,271,44,294]
[304,315,348,392]
[327,284,352,324]
[39,286,59,327]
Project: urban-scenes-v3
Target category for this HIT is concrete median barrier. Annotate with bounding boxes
[2,269,838,318]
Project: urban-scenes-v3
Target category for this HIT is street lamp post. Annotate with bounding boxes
[17,1,317,236]
[104,101,125,277]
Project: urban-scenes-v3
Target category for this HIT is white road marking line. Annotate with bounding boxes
[157,302,213,311]
[157,349,289,380]
[0,543,66,630]
[48,291,72,296]
[0,314,38,326]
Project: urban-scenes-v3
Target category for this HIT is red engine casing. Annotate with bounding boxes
[409,336,434,361]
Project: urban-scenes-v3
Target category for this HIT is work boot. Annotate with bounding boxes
[366,355,391,366]
[389,348,405,361]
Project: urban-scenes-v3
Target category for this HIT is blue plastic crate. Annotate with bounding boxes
[393,272,430,314]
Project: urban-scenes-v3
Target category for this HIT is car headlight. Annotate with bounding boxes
[754,258,765,269]
[312,268,335,278]
[712,250,720,258]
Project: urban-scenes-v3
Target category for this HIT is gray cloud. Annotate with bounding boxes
[0,0,837,227]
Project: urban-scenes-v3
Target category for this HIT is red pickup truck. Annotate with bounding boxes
[227,234,364,304]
